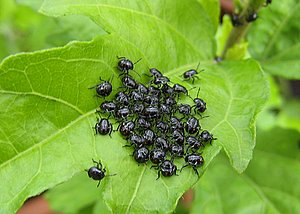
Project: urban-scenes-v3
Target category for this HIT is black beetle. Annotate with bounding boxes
[246,11,258,23]
[87,159,106,187]
[170,144,184,158]
[199,130,217,145]
[173,84,188,96]
[115,91,129,106]
[183,63,203,83]
[178,104,191,116]
[128,134,145,148]
[150,148,166,165]
[185,117,200,135]
[143,107,160,119]
[181,153,204,177]
[122,75,138,89]
[186,136,203,151]
[149,68,163,77]
[99,101,116,114]
[143,129,156,146]
[156,160,177,179]
[133,147,149,163]
[117,57,141,74]
[119,121,135,137]
[155,137,170,151]
[89,78,112,97]
[172,130,185,145]
[94,118,112,136]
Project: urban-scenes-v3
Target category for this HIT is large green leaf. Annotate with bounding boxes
[192,127,300,214]
[0,0,269,212]
[247,0,300,79]
[0,32,268,213]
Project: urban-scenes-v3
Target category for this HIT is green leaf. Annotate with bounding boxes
[38,0,216,63]
[0,0,269,212]
[0,0,105,61]
[276,99,300,133]
[256,75,282,130]
[16,0,44,10]
[192,127,300,214]
[45,172,110,213]
[0,31,268,212]
[197,0,220,34]
[247,0,300,79]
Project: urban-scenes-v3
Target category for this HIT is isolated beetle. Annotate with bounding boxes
[86,159,116,187]
[87,159,106,187]
[183,63,204,83]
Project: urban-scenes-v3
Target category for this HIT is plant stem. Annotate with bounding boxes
[221,24,249,58]
[221,0,266,59]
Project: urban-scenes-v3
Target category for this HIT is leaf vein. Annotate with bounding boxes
[0,90,84,115]
[125,166,146,214]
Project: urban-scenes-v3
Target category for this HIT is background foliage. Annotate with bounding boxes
[0,0,299,213]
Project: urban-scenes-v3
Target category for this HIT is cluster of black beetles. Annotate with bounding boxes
[87,57,216,187]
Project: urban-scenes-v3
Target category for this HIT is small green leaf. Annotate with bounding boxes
[248,0,300,79]
[192,127,300,214]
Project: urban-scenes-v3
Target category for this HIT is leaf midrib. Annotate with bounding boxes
[125,166,146,214]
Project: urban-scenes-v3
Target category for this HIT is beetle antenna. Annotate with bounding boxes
[196,87,201,98]
[195,62,200,71]
[134,58,142,65]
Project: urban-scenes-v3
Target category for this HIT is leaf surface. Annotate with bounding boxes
[192,127,300,214]
[38,0,215,64]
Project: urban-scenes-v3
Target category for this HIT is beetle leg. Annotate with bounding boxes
[156,170,161,180]
[180,164,188,172]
